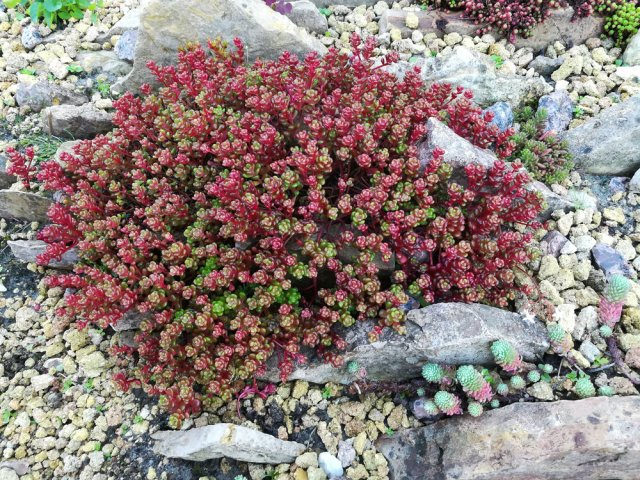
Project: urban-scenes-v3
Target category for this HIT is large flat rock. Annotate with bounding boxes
[0,190,52,223]
[152,424,306,463]
[378,397,640,480]
[262,303,548,384]
[563,95,640,176]
[113,0,326,95]
[41,104,114,139]
[7,240,77,269]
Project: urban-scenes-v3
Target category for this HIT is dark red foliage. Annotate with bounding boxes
[8,36,543,425]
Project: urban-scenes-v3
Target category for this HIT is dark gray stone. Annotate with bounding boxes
[528,56,564,77]
[261,303,549,385]
[378,397,640,480]
[0,191,52,223]
[484,101,514,132]
[563,95,640,176]
[538,90,573,133]
[592,243,633,277]
[7,240,78,269]
[41,104,113,139]
[114,29,138,62]
[15,81,89,113]
[609,177,629,193]
[287,0,328,34]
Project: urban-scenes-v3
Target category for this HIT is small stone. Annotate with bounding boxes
[353,432,368,456]
[405,12,419,29]
[609,377,638,395]
[14,306,38,332]
[592,244,633,277]
[624,348,640,369]
[484,102,513,132]
[542,231,569,257]
[319,452,344,479]
[31,374,55,391]
[346,464,368,480]
[526,381,554,401]
[78,351,107,377]
[292,381,309,399]
[619,334,640,352]
[603,207,625,224]
[539,255,560,279]
[337,440,356,469]
[579,340,600,363]
[296,452,319,469]
[21,24,42,50]
[538,90,573,133]
[554,304,577,333]
[444,32,462,46]
[307,466,327,480]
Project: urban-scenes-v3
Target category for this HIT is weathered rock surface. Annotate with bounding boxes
[287,0,328,34]
[592,243,633,277]
[378,397,640,480]
[0,191,52,223]
[15,81,89,113]
[631,168,640,192]
[388,47,551,108]
[262,303,548,384]
[152,424,306,463]
[622,31,640,66]
[115,29,138,62]
[538,90,573,133]
[114,0,326,94]
[41,104,113,139]
[7,240,77,269]
[563,95,640,176]
[513,8,605,51]
[309,0,377,5]
[418,118,496,170]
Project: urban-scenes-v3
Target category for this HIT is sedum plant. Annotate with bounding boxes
[490,339,522,373]
[507,107,573,185]
[3,0,103,27]
[7,36,543,425]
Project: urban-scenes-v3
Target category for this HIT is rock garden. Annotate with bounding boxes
[1,0,640,479]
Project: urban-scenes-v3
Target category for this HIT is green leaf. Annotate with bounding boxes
[29,1,41,22]
[3,0,21,9]
[77,0,90,7]
[43,0,62,12]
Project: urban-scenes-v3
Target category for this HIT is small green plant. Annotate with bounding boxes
[573,106,584,118]
[318,7,331,16]
[67,64,84,74]
[264,469,279,480]
[120,424,129,434]
[133,414,143,424]
[385,427,395,437]
[62,378,74,392]
[592,356,610,368]
[574,376,596,398]
[96,78,111,97]
[490,54,504,69]
[566,371,578,382]
[18,67,36,76]
[17,133,62,164]
[604,1,640,47]
[3,0,103,27]
[508,107,573,184]
[2,409,13,424]
[83,378,94,392]
[93,442,102,451]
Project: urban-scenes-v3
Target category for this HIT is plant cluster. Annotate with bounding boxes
[7,36,543,426]
[3,0,103,27]
[507,107,573,185]
[603,1,640,46]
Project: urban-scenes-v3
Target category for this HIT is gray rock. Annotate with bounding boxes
[622,31,640,66]
[114,29,138,62]
[318,452,343,478]
[0,155,16,189]
[541,231,569,257]
[526,381,554,400]
[7,240,78,269]
[152,424,306,463]
[0,468,19,480]
[528,56,564,77]
[53,141,82,165]
[262,303,548,385]
[42,104,113,139]
[484,102,514,132]
[388,47,552,108]
[417,118,496,171]
[563,95,640,176]
[538,91,573,133]
[113,0,326,95]
[21,24,43,50]
[15,81,89,113]
[0,191,52,223]
[592,243,633,278]
[0,461,29,476]
[75,51,133,78]
[378,397,640,480]
[287,1,328,34]
[112,310,150,331]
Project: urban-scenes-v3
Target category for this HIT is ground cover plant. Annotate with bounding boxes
[6,36,544,426]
